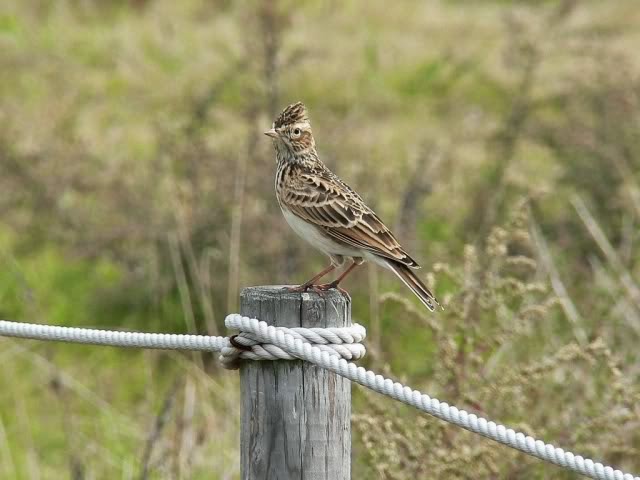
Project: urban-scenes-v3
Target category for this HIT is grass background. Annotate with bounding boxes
[1,0,639,478]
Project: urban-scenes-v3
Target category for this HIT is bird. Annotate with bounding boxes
[264,102,440,312]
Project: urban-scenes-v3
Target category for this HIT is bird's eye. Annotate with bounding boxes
[292,128,301,137]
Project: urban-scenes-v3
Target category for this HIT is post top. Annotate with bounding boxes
[240,285,348,304]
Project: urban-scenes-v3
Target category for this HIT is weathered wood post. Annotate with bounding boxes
[240,286,351,480]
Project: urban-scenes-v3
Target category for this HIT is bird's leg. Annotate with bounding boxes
[317,260,363,295]
[284,263,337,293]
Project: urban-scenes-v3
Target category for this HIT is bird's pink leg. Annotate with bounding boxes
[284,264,337,293]
[316,260,362,295]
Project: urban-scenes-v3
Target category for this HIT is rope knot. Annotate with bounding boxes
[220,314,366,370]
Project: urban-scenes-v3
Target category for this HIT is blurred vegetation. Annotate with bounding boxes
[1,0,640,478]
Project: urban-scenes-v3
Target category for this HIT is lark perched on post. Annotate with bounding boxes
[265,102,440,312]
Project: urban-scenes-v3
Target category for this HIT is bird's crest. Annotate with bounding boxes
[274,102,309,128]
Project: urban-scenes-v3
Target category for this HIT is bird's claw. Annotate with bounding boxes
[282,283,350,299]
[315,282,351,299]
[282,284,326,296]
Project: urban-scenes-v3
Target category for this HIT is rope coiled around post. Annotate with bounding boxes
[219,323,366,369]
[0,317,637,480]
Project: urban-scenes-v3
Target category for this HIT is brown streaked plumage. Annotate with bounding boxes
[265,102,440,311]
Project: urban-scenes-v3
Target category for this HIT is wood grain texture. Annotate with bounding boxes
[240,286,351,480]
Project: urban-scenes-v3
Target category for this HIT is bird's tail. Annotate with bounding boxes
[384,260,440,312]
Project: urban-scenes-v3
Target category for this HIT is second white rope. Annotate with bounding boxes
[225,314,639,480]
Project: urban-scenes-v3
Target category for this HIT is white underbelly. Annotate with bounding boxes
[282,208,361,258]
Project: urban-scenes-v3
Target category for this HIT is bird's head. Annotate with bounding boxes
[265,102,315,155]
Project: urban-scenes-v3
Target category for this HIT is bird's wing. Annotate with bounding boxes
[280,166,420,268]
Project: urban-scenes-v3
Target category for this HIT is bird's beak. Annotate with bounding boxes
[264,128,278,138]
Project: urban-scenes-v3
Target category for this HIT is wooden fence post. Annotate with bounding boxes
[239,286,351,480]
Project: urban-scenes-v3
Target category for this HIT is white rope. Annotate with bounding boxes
[0,320,229,351]
[0,317,637,480]
[0,320,366,369]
